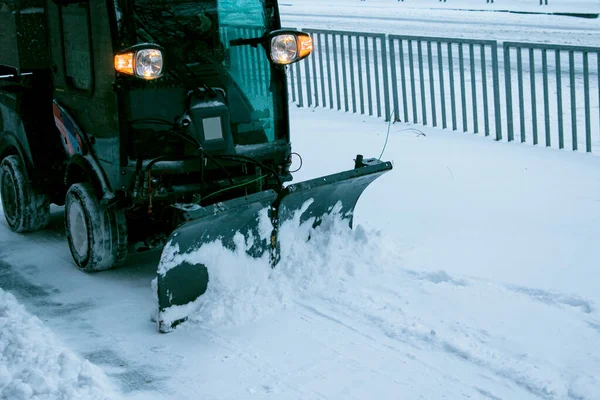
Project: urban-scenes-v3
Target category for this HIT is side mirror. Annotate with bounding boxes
[230,29,313,66]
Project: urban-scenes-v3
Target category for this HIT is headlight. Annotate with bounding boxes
[270,32,312,65]
[136,49,163,79]
[114,45,164,80]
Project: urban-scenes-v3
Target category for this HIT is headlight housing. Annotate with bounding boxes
[114,44,164,80]
[269,31,312,65]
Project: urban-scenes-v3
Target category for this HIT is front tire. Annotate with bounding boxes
[0,155,50,232]
[65,183,128,272]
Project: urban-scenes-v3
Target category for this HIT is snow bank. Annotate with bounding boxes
[0,289,119,400]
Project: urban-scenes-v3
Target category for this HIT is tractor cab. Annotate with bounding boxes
[45,0,313,242]
[48,0,311,196]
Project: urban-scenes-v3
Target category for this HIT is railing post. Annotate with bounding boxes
[569,51,578,151]
[389,36,400,122]
[365,37,373,116]
[309,31,319,107]
[408,40,418,123]
[469,43,478,134]
[418,40,428,125]
[333,34,342,111]
[448,42,457,131]
[340,35,349,113]
[428,41,437,127]
[296,61,304,107]
[289,60,296,103]
[381,35,392,122]
[517,47,525,143]
[542,49,551,147]
[303,48,312,107]
[529,48,539,146]
[481,44,490,137]
[325,33,334,110]
[504,43,514,142]
[317,33,327,109]
[459,43,467,132]
[438,42,447,130]
[399,40,409,123]
[556,49,564,149]
[492,41,502,141]
[583,51,591,153]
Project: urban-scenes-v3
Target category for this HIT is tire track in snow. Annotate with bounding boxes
[0,209,172,399]
[199,329,335,400]
[293,264,600,399]
[0,257,169,397]
[505,285,594,314]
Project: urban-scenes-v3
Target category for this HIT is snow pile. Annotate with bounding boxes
[159,200,400,330]
[0,289,119,400]
[274,200,398,296]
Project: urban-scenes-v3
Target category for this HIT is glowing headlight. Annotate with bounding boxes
[270,32,312,65]
[271,34,297,65]
[114,46,164,80]
[135,49,163,79]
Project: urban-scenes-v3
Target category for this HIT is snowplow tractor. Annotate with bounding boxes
[0,0,392,332]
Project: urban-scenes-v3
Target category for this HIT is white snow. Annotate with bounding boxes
[0,289,119,400]
[281,0,600,46]
[150,106,600,399]
[2,104,600,399]
[0,3,600,399]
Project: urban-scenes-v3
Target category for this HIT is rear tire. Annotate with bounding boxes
[65,183,128,272]
[0,155,50,232]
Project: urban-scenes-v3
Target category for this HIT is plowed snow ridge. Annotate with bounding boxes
[0,289,120,400]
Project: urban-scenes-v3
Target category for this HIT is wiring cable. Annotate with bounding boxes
[200,174,267,203]
[378,111,394,161]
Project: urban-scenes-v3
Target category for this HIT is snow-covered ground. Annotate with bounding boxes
[0,289,120,400]
[1,106,600,399]
[280,0,600,46]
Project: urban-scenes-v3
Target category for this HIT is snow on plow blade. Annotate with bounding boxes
[155,190,278,332]
[156,157,392,332]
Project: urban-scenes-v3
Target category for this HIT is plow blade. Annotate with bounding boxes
[278,159,394,228]
[156,190,278,332]
[156,158,392,332]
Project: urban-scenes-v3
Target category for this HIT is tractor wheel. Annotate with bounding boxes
[0,155,50,232]
[65,183,128,272]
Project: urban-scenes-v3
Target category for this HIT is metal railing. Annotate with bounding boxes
[388,35,502,140]
[503,42,600,152]
[289,29,390,121]
[286,29,600,154]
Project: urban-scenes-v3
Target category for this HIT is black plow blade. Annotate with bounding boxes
[278,159,393,228]
[156,157,392,332]
[156,190,278,332]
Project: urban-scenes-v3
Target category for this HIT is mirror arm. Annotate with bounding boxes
[229,37,265,48]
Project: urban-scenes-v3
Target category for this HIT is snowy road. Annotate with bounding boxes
[1,107,600,399]
[280,0,600,46]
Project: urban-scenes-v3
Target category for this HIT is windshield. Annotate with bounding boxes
[132,0,283,144]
